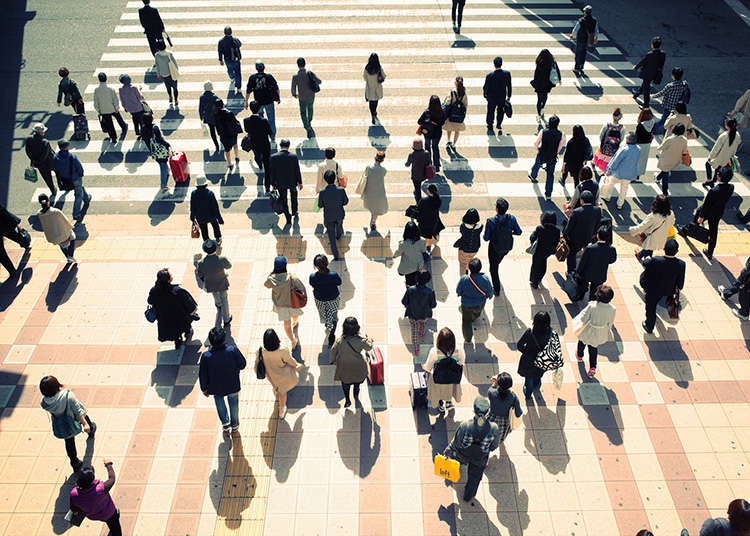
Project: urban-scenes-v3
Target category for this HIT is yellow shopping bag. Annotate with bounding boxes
[667,225,676,240]
[434,454,461,482]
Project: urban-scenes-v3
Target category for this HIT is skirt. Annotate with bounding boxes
[443,120,466,132]
[314,297,339,329]
[489,412,512,442]
[427,373,462,407]
[274,305,303,321]
[220,134,238,151]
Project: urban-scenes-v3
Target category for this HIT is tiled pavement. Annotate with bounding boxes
[0,212,749,535]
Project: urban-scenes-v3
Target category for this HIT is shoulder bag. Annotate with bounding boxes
[144,305,157,323]
[355,169,368,195]
[637,217,667,245]
[191,221,200,239]
[531,331,564,371]
[256,347,266,380]
[336,163,349,188]
[666,288,680,320]
[467,274,488,298]
[289,275,308,308]
[51,391,82,439]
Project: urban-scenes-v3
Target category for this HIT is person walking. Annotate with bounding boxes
[418,95,446,173]
[628,194,675,260]
[444,397,500,502]
[199,81,221,153]
[52,141,91,224]
[360,150,388,232]
[531,49,561,122]
[456,258,494,343]
[268,139,303,227]
[154,41,179,106]
[147,268,198,348]
[718,258,750,321]
[592,108,624,175]
[144,116,172,193]
[573,284,616,378]
[451,0,466,33]
[704,118,740,188]
[517,311,553,400]
[563,190,602,274]
[245,61,280,140]
[655,122,688,196]
[405,138,431,203]
[309,254,342,347]
[316,147,344,193]
[190,177,224,242]
[639,238,685,334]
[265,255,306,348]
[483,56,512,134]
[24,123,58,200]
[728,89,750,135]
[200,327,246,434]
[600,131,641,210]
[244,100,273,188]
[567,166,599,212]
[632,37,666,107]
[217,27,243,94]
[635,108,656,181]
[138,0,165,57]
[528,211,560,289]
[117,74,145,139]
[453,208,482,276]
[56,67,84,115]
[402,271,437,356]
[363,53,385,124]
[291,57,321,138]
[487,372,522,442]
[196,239,233,329]
[214,99,241,170]
[36,194,76,263]
[528,114,565,201]
[664,101,694,136]
[651,67,690,134]
[561,125,593,188]
[688,165,734,261]
[318,170,349,260]
[568,4,599,77]
[574,226,617,301]
[416,184,445,252]
[393,221,427,286]
[443,76,468,148]
[39,375,96,472]
[93,72,127,144]
[696,498,750,536]
[0,204,29,278]
[423,327,463,411]
[483,197,522,296]
[258,328,301,419]
[69,461,121,535]
[330,317,373,408]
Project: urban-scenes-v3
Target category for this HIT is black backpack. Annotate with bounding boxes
[448,91,466,123]
[229,38,242,61]
[433,356,463,384]
[491,215,514,252]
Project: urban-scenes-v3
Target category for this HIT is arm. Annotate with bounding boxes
[708,134,726,161]
[530,226,538,243]
[199,360,208,393]
[533,132,542,151]
[222,257,232,270]
[557,133,567,154]
[291,74,298,98]
[73,156,84,178]
[342,189,349,206]
[430,289,437,309]
[506,71,512,99]
[102,460,116,491]
[483,218,493,241]
[628,213,655,235]
[218,41,223,63]
[676,263,685,290]
[234,347,247,371]
[401,289,409,307]
[510,215,522,235]
[569,20,580,39]
[732,90,750,114]
[513,395,523,417]
[405,153,413,167]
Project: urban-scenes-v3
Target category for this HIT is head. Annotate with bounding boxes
[365,52,380,73]
[155,268,172,287]
[635,531,654,536]
[374,150,386,163]
[436,327,456,356]
[428,95,442,117]
[717,165,733,183]
[541,211,557,226]
[323,169,337,185]
[473,396,491,425]
[403,220,420,241]
[200,80,213,93]
[249,100,260,113]
[412,137,424,151]
[32,123,47,136]
[224,26,232,36]
[612,107,623,121]
[313,253,330,273]
[651,36,662,49]
[671,122,686,136]
[202,239,218,255]
[417,270,432,286]
[547,115,560,130]
[462,208,480,225]
[279,139,291,150]
[342,317,360,337]
[664,238,679,256]
[426,183,439,198]
[671,66,684,80]
[255,61,265,72]
[726,117,739,144]
[495,197,509,215]
[208,327,227,348]
[571,124,585,139]
[454,76,465,97]
[297,57,306,69]
[583,4,592,14]
[596,225,612,243]
[58,67,69,78]
[674,101,687,115]
[263,329,281,351]
[493,56,503,68]
[142,0,150,4]
[325,147,336,160]
[39,375,63,397]
[536,48,554,67]
[492,371,513,391]
[273,255,287,273]
[468,258,482,274]
[57,140,70,151]
[195,176,208,188]
[651,194,672,216]
[579,166,593,183]
[118,73,131,85]
[97,72,107,83]
[532,311,551,333]
[625,131,637,144]
[581,190,594,205]
[637,107,654,123]
[76,467,96,489]
[727,499,750,532]
[594,284,615,303]
[214,99,225,110]
[156,40,167,52]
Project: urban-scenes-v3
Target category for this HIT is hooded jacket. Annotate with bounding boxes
[41,389,86,419]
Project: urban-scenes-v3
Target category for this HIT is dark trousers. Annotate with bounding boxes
[741,288,750,316]
[63,415,94,467]
[577,340,598,368]
[163,76,178,101]
[462,459,486,501]
[198,221,222,241]
[341,382,360,403]
[412,178,424,203]
[325,219,343,259]
[644,292,662,332]
[425,132,442,170]
[113,111,127,130]
[523,375,542,398]
[0,237,15,276]
[130,111,144,136]
[656,170,670,196]
[566,245,582,274]
[146,32,161,56]
[99,114,117,141]
[252,146,272,188]
[35,164,57,196]
[486,97,505,128]
[693,214,720,257]
[451,0,466,27]
[368,100,378,117]
[71,99,85,115]
[488,248,508,294]
[634,78,654,107]
[105,510,122,536]
[529,253,548,286]
[574,41,588,70]
[460,304,483,342]
[207,124,220,151]
[278,187,299,218]
[562,163,583,187]
[536,92,549,115]
[704,161,719,182]
[529,153,557,198]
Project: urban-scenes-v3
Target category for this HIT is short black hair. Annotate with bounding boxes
[594,284,615,303]
[671,122,686,136]
[672,66,684,80]
[249,100,260,113]
[417,270,431,285]
[541,211,557,225]
[403,221,420,241]
[664,238,679,256]
[495,198,509,214]
[468,258,482,274]
[97,72,107,82]
[224,26,232,35]
[493,56,503,68]
[674,102,687,114]
[652,36,662,49]
[39,375,63,397]
[77,467,96,489]
[323,169,336,185]
[325,147,336,159]
[547,115,560,130]
[717,166,733,183]
[208,327,226,347]
[342,317,360,336]
[297,57,306,68]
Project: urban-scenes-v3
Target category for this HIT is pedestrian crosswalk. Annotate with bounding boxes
[33,0,713,217]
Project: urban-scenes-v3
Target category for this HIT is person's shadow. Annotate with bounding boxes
[220,435,255,530]
[0,258,32,311]
[444,146,474,185]
[295,137,324,168]
[159,106,184,135]
[268,413,304,483]
[360,229,393,263]
[523,399,570,475]
[358,410,381,478]
[368,125,391,151]
[488,444,530,536]
[45,263,78,312]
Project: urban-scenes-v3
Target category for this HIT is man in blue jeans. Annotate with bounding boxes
[199,327,247,435]
[528,115,566,201]
[52,140,91,223]
[217,26,242,94]
[456,258,494,343]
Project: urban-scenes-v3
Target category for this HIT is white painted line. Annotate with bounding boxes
[126,0,576,7]
[724,0,750,27]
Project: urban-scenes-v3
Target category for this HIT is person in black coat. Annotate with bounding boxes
[318,170,349,260]
[402,270,437,356]
[562,125,593,187]
[138,0,165,57]
[268,139,303,226]
[417,96,446,172]
[530,49,561,119]
[718,257,750,321]
[213,100,241,170]
[198,82,220,153]
[529,211,560,289]
[563,190,602,274]
[0,204,28,279]
[691,166,734,260]
[243,100,273,190]
[483,56,512,134]
[189,177,224,243]
[632,37,666,107]
[517,311,552,400]
[199,327,247,434]
[416,184,445,251]
[24,124,58,199]
[639,239,685,333]
[575,226,617,300]
[147,268,198,348]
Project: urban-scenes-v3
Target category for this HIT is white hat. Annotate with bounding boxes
[196,176,208,186]
[32,123,47,134]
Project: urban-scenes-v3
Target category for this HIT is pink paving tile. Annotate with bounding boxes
[623,362,655,382]
[13,326,45,345]
[164,513,200,536]
[640,406,674,429]
[119,457,154,483]
[677,509,712,533]
[667,480,707,510]
[91,386,122,408]
[658,453,698,481]
[647,428,684,454]
[112,484,146,513]
[170,484,206,513]
[686,382,719,404]
[126,432,161,456]
[659,383,693,405]
[708,381,747,402]
[613,509,651,535]
[716,340,750,361]
[360,514,392,536]
[359,485,391,513]
[598,455,635,481]
[184,432,218,457]
[191,408,221,431]
[116,387,145,407]
[178,457,213,484]
[738,380,750,403]
[689,340,725,360]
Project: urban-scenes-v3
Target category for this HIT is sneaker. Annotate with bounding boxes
[587,367,596,378]
[527,173,537,183]
[438,400,446,413]
[343,399,352,408]
[66,256,77,264]
[702,248,713,260]
[717,284,728,299]
[545,196,552,202]
[641,321,653,334]
[732,309,749,321]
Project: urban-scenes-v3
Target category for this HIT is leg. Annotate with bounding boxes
[341,382,352,405]
[485,99,496,128]
[299,99,310,130]
[368,100,378,118]
[704,161,714,182]
[738,288,750,317]
[210,221,222,240]
[644,293,660,332]
[163,78,174,101]
[544,159,556,198]
[488,251,501,295]
[456,0,465,28]
[289,188,299,216]
[523,376,535,399]
[146,33,159,56]
[0,238,16,276]
[529,254,546,286]
[412,178,423,203]
[227,392,240,428]
[199,222,209,241]
[64,437,80,468]
[278,187,291,220]
[616,179,629,207]
[574,43,586,71]
[658,171,670,196]
[706,218,719,257]
[451,0,458,24]
[566,246,580,274]
[641,79,652,107]
[37,166,57,197]
[172,79,179,103]
[263,103,277,138]
[409,318,420,353]
[113,111,127,130]
[208,124,220,151]
[159,161,169,189]
[132,111,143,136]
[529,152,543,180]
[496,105,506,129]
[463,461,485,501]
[213,395,230,430]
[283,319,295,345]
[103,114,117,141]
[105,510,122,536]
[588,345,598,369]
[461,306,474,342]
[72,178,89,221]
[576,340,586,358]
[326,220,340,259]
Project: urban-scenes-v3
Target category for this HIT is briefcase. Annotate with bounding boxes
[679,222,710,244]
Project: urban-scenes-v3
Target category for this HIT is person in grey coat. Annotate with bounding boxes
[405,137,431,203]
[393,221,427,286]
[189,176,224,243]
[318,170,349,260]
[360,150,388,232]
[196,239,232,329]
[291,57,321,138]
[330,317,374,408]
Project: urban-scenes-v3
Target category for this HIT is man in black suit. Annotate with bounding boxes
[267,139,302,226]
[639,238,685,333]
[318,170,349,260]
[633,36,666,107]
[138,0,165,57]
[243,100,273,191]
[692,165,734,260]
[482,56,512,135]
[563,190,602,274]
[575,226,617,300]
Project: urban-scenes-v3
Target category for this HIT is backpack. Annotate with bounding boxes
[549,63,559,86]
[432,356,463,384]
[600,123,623,156]
[308,71,321,93]
[447,91,466,123]
[50,391,82,439]
[229,38,242,61]
[490,215,514,252]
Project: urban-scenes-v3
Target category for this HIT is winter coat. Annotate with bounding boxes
[93,83,120,115]
[416,194,445,239]
[147,284,196,342]
[454,223,483,253]
[656,134,688,171]
[405,149,431,181]
[41,389,87,438]
[259,347,301,395]
[196,253,231,293]
[573,301,616,347]
[531,62,560,94]
[198,91,219,125]
[361,163,388,215]
[199,344,246,396]
[529,223,560,258]
[401,283,437,320]
[265,272,305,308]
[628,211,675,251]
[154,50,179,79]
[38,207,73,245]
[516,328,550,378]
[190,186,224,224]
[363,68,385,101]
[118,85,144,113]
[316,158,344,192]
[330,334,373,383]
[707,130,741,168]
[393,238,426,275]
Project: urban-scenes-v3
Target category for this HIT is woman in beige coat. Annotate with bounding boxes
[258,329,301,418]
[655,123,688,196]
[330,317,373,408]
[264,255,306,348]
[705,119,741,185]
[363,53,385,125]
[629,194,675,260]
[358,150,388,232]
[664,102,695,138]
[573,285,616,378]
[423,327,464,413]
[316,147,344,192]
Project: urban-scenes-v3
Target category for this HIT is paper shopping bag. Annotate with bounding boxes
[434,454,460,483]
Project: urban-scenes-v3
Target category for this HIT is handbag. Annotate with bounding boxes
[667,288,680,320]
[24,165,38,183]
[434,454,461,483]
[531,331,564,371]
[377,70,385,84]
[150,139,170,161]
[339,175,348,188]
[730,156,740,173]
[191,221,200,239]
[65,508,86,527]
[240,134,252,152]
[681,151,692,166]
[680,221,711,244]
[256,347,266,380]
[525,241,538,255]
[141,99,152,114]
[424,164,435,179]
[552,366,564,389]
[289,276,307,308]
[51,391,83,439]
[503,99,513,118]
[144,306,157,323]
[555,237,570,262]
[405,205,419,219]
[416,125,424,136]
[354,171,368,195]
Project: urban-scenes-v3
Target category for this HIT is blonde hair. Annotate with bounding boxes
[204,80,214,91]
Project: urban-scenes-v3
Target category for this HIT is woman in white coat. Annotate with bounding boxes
[628,194,675,260]
[363,53,385,124]
[704,118,741,187]
[423,327,464,413]
[573,284,616,378]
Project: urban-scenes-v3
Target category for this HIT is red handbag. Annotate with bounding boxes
[289,277,307,308]
[424,164,435,179]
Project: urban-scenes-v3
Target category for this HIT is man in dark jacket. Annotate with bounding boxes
[52,140,91,223]
[483,197,522,296]
[568,5,599,76]
[245,61,280,140]
[690,165,734,260]
[482,56,512,134]
[196,239,232,329]
[718,257,750,321]
[633,36,666,107]
[318,170,349,260]
[217,27,242,94]
[563,190,601,274]
[575,226,617,300]
[190,176,224,243]
[639,238,685,333]
[291,57,321,138]
[243,100,273,190]
[24,123,58,199]
[528,115,566,200]
[138,0,165,57]
[199,327,247,434]
[268,139,303,226]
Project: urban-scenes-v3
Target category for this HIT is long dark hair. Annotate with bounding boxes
[531,311,551,335]
[427,95,444,123]
[436,327,455,356]
[365,53,381,75]
[454,76,466,100]
[535,48,554,69]
[726,118,738,146]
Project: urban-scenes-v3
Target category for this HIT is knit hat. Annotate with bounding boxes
[203,239,218,254]
[273,255,287,272]
[32,123,47,134]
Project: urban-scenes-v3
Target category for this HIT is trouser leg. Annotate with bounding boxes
[105,510,122,536]
[588,345,598,368]
[463,461,485,501]
[644,293,660,331]
[0,238,15,276]
[37,166,57,196]
[326,220,340,258]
